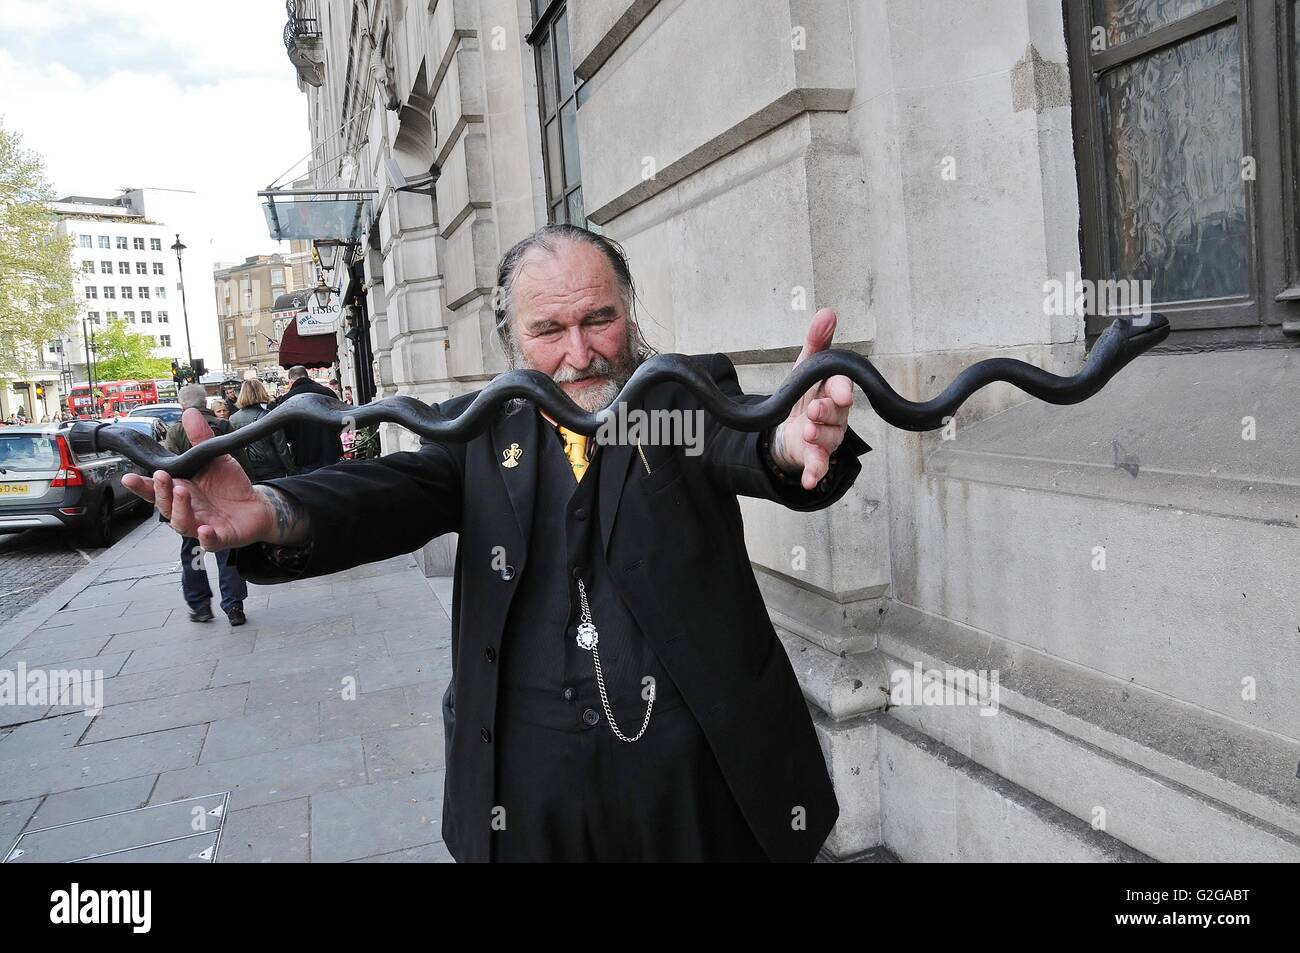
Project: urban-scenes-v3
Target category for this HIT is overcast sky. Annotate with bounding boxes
[0,0,312,267]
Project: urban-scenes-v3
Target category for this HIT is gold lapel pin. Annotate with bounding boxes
[501,442,523,468]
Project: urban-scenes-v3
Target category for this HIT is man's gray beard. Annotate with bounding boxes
[504,332,639,413]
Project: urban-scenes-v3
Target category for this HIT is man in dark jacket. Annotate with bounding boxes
[164,384,250,626]
[126,226,866,862]
[275,366,344,473]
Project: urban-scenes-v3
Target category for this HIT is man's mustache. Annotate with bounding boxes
[552,354,622,384]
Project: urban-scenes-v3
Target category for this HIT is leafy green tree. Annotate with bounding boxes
[0,118,77,376]
[92,318,172,380]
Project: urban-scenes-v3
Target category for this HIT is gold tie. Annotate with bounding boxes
[557,426,589,482]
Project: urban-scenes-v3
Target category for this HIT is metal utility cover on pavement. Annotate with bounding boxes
[4,792,229,863]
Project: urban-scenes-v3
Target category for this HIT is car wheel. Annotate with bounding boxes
[81,496,115,548]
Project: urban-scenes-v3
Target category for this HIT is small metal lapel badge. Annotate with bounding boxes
[501,442,523,468]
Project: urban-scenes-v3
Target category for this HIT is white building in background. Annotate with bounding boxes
[50,189,223,382]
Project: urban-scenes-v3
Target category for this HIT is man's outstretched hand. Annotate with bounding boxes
[122,408,294,551]
[770,308,856,490]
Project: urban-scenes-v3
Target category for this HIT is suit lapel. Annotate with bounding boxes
[598,441,634,556]
[489,398,639,557]
[491,406,541,546]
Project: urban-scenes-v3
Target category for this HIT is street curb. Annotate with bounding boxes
[0,512,163,657]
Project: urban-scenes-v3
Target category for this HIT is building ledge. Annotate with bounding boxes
[878,600,1300,844]
[927,348,1300,528]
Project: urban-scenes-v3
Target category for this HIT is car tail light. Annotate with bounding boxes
[51,435,85,487]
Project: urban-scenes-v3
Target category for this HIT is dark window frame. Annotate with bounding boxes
[528,0,586,227]
[1066,0,1300,341]
[1280,0,1300,300]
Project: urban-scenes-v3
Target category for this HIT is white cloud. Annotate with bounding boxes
[0,0,313,265]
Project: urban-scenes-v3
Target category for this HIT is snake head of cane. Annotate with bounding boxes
[1111,312,1171,362]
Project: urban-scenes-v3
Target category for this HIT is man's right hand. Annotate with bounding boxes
[122,408,309,550]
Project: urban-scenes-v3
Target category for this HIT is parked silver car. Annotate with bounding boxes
[0,424,147,547]
[115,416,168,443]
[127,403,183,427]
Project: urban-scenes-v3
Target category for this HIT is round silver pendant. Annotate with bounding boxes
[576,622,599,650]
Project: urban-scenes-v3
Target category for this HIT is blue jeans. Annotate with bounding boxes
[180,536,248,613]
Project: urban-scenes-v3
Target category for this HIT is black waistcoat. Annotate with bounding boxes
[498,417,679,730]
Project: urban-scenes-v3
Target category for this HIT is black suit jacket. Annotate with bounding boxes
[274,378,344,470]
[234,352,871,861]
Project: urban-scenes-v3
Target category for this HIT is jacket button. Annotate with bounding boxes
[571,566,582,580]
[562,687,575,702]
[484,647,496,663]
[574,507,587,521]
[500,565,515,581]
[581,708,600,727]
[480,728,492,743]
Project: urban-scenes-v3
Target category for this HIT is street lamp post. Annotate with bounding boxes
[88,331,99,415]
[81,316,94,397]
[171,233,195,371]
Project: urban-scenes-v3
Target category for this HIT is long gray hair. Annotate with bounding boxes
[493,224,657,371]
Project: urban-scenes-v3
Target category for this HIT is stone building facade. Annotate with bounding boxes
[284,0,1300,860]
[213,245,313,378]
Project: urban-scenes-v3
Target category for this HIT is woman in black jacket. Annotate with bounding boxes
[229,380,298,481]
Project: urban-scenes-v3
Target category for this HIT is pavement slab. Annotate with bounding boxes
[0,518,455,862]
[218,797,311,863]
[310,769,445,863]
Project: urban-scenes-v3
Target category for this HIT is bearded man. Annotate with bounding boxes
[123,224,870,862]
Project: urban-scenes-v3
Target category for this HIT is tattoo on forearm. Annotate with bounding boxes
[770,422,799,474]
[257,486,311,546]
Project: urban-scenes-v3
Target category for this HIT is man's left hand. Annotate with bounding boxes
[771,308,856,490]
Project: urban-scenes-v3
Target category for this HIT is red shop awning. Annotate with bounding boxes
[277,319,338,369]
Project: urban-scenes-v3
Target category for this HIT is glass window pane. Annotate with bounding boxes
[566,187,585,229]
[1092,0,1221,48]
[561,99,580,191]
[539,33,556,116]
[545,117,563,202]
[1099,23,1248,303]
[556,10,574,101]
[551,199,564,224]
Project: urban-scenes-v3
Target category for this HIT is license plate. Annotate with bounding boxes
[0,483,31,495]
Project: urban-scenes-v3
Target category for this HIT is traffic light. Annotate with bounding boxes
[193,358,206,378]
[35,384,45,398]
[171,359,181,383]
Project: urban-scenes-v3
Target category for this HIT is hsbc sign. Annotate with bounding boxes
[298,294,340,336]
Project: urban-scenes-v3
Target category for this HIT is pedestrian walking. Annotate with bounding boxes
[272,366,344,473]
[164,384,251,626]
[230,379,297,481]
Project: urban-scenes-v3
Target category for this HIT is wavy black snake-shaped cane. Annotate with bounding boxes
[68,314,1169,479]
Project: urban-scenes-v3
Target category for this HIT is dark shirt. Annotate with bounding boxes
[497,414,680,730]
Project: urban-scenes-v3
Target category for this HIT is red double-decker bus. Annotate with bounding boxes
[96,379,176,416]
[68,379,178,418]
[98,380,138,418]
[67,385,102,419]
